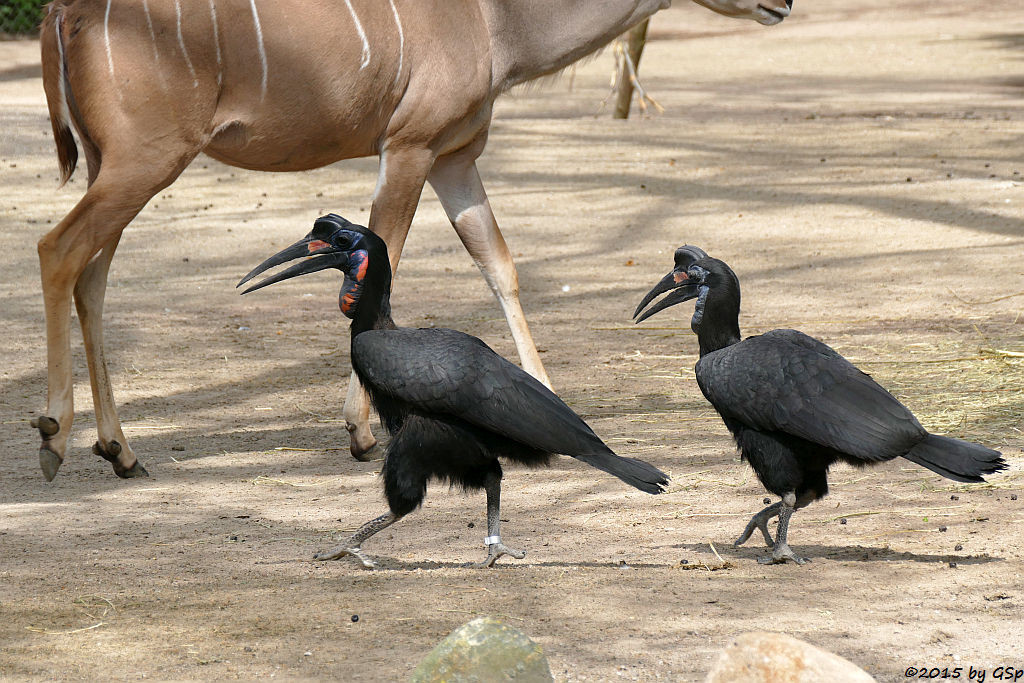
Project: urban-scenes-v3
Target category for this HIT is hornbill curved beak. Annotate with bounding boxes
[237,234,346,294]
[633,245,708,324]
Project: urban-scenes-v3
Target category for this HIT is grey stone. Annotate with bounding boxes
[411,616,553,683]
[705,631,875,683]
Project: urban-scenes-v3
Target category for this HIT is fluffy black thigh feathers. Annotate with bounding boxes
[380,411,551,517]
[724,416,858,506]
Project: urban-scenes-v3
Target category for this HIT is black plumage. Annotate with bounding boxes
[240,214,667,568]
[634,245,1006,564]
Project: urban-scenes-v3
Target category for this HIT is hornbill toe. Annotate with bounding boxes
[757,543,810,565]
[314,545,376,569]
[473,543,526,568]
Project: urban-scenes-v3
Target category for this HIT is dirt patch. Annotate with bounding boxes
[1,1,1022,680]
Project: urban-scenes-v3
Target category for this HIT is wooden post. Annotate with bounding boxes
[613,18,650,119]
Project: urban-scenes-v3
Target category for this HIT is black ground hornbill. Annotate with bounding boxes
[634,245,1006,565]
[239,214,668,568]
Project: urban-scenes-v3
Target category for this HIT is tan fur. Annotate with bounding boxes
[33,0,790,476]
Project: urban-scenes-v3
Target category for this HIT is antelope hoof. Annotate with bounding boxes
[92,439,121,462]
[115,459,150,479]
[93,441,149,478]
[347,423,380,462]
[31,415,60,438]
[351,440,381,462]
[39,447,63,482]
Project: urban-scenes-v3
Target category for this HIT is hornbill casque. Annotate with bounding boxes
[239,214,668,568]
[634,245,1006,565]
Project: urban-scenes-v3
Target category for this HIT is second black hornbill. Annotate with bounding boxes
[240,214,668,568]
[634,245,1006,565]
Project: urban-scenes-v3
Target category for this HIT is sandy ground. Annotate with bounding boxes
[1,1,1023,680]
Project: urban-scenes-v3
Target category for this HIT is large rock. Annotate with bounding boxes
[411,616,553,683]
[706,631,875,682]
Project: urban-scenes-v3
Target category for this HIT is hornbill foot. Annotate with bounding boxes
[92,441,149,479]
[734,517,775,549]
[756,543,810,565]
[473,543,526,568]
[313,545,376,569]
[39,446,63,482]
[346,423,380,462]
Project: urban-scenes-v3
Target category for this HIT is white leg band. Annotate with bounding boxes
[484,536,501,546]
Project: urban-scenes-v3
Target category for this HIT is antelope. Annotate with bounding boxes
[34,0,792,480]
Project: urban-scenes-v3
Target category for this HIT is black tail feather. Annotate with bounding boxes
[903,434,1006,483]
[573,451,669,494]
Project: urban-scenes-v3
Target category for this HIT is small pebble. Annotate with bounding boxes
[1011,494,1018,501]
[939,526,947,532]
[955,544,963,551]
[351,614,359,623]
[762,497,771,505]
[950,495,959,501]
[467,522,475,528]
[839,518,847,525]
[679,559,689,565]
[171,445,185,452]
[948,561,958,569]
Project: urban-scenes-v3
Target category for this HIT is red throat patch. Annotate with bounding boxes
[341,291,358,314]
[340,250,369,316]
[353,251,369,280]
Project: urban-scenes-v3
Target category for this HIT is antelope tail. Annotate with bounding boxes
[40,3,82,186]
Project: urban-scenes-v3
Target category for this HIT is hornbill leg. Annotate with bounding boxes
[757,493,810,565]
[734,501,782,548]
[313,511,400,569]
[473,473,525,568]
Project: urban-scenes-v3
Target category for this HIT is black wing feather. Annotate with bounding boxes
[695,329,926,461]
[352,328,611,457]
